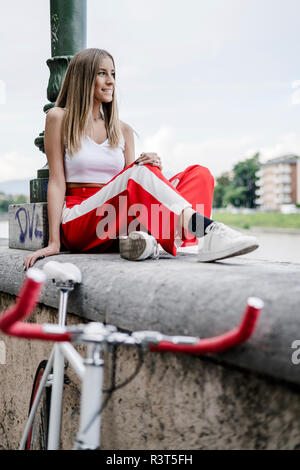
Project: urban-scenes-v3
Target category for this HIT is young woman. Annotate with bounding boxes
[24,48,258,270]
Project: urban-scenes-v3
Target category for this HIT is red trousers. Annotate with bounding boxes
[60,162,214,256]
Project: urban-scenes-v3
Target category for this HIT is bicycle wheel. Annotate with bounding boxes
[25,360,52,450]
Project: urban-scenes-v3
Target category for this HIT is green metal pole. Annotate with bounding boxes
[50,0,87,56]
[46,0,87,106]
[31,0,87,202]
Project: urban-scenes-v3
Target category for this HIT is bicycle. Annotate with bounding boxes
[0,261,264,450]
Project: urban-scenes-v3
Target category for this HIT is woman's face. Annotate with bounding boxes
[94,56,115,103]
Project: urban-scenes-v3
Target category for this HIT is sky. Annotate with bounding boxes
[1,0,300,187]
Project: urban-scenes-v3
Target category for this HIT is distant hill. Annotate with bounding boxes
[0,179,30,196]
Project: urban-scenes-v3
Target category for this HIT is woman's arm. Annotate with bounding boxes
[122,122,163,170]
[24,107,66,270]
[45,108,66,245]
[121,121,135,166]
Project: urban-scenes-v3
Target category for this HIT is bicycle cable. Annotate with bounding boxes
[103,342,144,392]
[81,342,144,437]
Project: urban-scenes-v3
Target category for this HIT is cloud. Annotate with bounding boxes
[291,80,300,105]
[0,81,6,104]
[122,0,158,21]
[137,127,257,177]
[137,127,300,178]
[118,65,144,79]
[0,150,45,182]
[0,112,27,121]
[251,132,300,160]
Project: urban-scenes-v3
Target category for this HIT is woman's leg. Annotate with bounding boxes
[170,164,214,216]
[61,162,193,256]
[60,187,119,253]
[170,165,215,247]
[169,165,259,260]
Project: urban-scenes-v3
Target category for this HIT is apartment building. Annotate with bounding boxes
[255,155,300,211]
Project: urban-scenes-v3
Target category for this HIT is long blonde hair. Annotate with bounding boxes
[55,48,123,156]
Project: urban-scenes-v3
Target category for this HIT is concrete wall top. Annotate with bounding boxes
[1,241,300,386]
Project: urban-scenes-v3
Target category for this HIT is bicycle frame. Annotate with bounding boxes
[19,285,104,450]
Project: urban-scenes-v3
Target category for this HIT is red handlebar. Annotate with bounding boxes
[0,269,262,352]
[0,269,71,342]
[150,298,262,354]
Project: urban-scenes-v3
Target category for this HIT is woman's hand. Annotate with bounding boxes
[135,152,163,170]
[23,242,61,271]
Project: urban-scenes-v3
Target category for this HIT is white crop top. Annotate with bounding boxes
[64,135,125,183]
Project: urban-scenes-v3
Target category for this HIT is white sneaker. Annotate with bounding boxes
[119,231,160,261]
[198,222,259,262]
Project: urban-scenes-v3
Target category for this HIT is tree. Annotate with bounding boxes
[0,198,14,212]
[223,186,245,207]
[212,173,231,208]
[15,195,27,204]
[213,153,260,208]
[0,194,28,213]
[231,153,260,208]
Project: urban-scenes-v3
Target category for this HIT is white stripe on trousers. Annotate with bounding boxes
[61,164,192,224]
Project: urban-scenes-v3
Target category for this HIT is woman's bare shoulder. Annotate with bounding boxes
[120,120,133,132]
[120,121,134,140]
[46,106,66,121]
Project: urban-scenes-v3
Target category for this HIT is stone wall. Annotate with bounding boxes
[1,244,300,449]
[1,291,300,450]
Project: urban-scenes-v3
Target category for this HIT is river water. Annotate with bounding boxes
[238,230,300,263]
[0,220,8,239]
[0,220,299,263]
[180,229,300,263]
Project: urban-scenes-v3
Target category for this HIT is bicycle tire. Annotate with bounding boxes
[25,360,52,450]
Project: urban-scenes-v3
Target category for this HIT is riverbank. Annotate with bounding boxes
[248,226,300,235]
[213,211,300,230]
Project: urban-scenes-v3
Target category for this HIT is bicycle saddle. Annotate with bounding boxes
[43,261,82,283]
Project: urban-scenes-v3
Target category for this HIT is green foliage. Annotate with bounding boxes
[232,153,260,208]
[212,184,226,208]
[0,194,28,213]
[213,153,260,208]
[213,212,300,229]
[14,195,27,204]
[212,174,231,208]
[223,186,245,207]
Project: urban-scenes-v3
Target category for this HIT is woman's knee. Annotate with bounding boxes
[188,165,214,186]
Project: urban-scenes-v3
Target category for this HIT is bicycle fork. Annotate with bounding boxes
[73,343,104,450]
